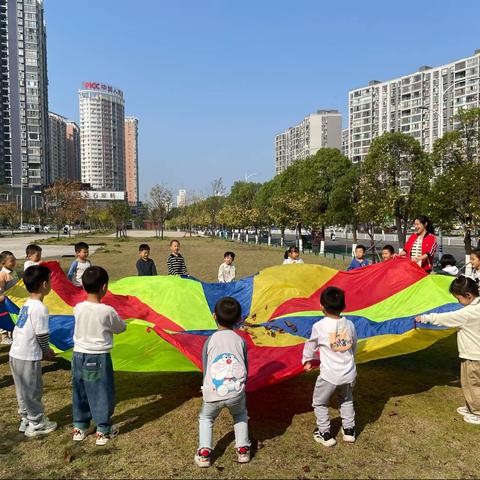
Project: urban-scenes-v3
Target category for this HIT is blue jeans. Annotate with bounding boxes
[199,393,250,450]
[72,352,115,434]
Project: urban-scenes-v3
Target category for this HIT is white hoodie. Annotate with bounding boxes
[442,265,459,276]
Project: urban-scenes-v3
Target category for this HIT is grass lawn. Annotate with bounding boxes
[0,236,477,478]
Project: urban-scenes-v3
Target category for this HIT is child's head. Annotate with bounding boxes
[82,266,109,298]
[0,250,16,270]
[23,265,51,295]
[75,242,89,261]
[285,246,300,260]
[320,286,346,317]
[170,239,180,255]
[139,244,150,260]
[449,276,479,305]
[214,296,242,329]
[26,244,42,263]
[381,245,395,261]
[441,254,456,270]
[224,251,235,265]
[470,249,480,270]
[355,245,366,260]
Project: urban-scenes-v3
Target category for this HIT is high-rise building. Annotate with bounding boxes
[0,0,49,188]
[342,128,349,158]
[275,110,342,175]
[177,189,186,208]
[124,116,139,205]
[48,112,67,183]
[79,82,125,191]
[66,121,81,182]
[348,50,480,163]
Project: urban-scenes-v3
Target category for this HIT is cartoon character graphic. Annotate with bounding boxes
[329,328,353,352]
[210,353,244,397]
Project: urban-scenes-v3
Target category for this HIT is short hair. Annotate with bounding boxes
[214,297,242,328]
[471,249,480,261]
[75,242,89,253]
[23,265,50,293]
[441,254,456,269]
[170,239,180,247]
[0,250,14,264]
[355,245,366,253]
[382,245,395,255]
[284,245,300,259]
[449,276,479,297]
[139,243,150,252]
[26,244,42,256]
[81,266,109,294]
[224,251,235,260]
[320,286,346,316]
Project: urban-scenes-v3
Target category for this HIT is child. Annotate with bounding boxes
[195,297,250,467]
[167,240,187,275]
[381,245,395,262]
[24,244,42,270]
[9,265,57,437]
[283,246,304,264]
[136,244,157,276]
[72,266,126,445]
[347,245,370,271]
[303,287,357,447]
[67,242,91,287]
[469,249,480,284]
[218,251,236,283]
[416,277,480,425]
[0,251,18,344]
[440,254,459,276]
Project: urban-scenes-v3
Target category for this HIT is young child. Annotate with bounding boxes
[416,277,480,425]
[469,249,480,284]
[347,245,370,271]
[218,251,236,283]
[303,287,357,447]
[9,265,57,437]
[381,245,395,262]
[24,244,42,270]
[440,254,459,276]
[0,251,18,344]
[195,297,250,467]
[72,266,126,445]
[283,246,304,264]
[167,240,187,275]
[136,244,157,276]
[67,242,91,287]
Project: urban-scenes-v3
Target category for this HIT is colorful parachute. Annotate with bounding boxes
[0,259,461,391]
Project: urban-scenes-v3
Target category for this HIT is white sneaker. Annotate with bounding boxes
[19,418,29,433]
[457,406,470,416]
[1,336,13,345]
[313,428,336,447]
[72,427,91,441]
[236,446,251,463]
[194,448,212,468]
[341,427,356,443]
[24,417,57,437]
[95,425,119,446]
[463,413,480,425]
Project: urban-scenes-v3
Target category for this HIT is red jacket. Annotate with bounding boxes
[403,233,437,272]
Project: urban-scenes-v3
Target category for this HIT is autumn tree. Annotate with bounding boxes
[148,184,173,239]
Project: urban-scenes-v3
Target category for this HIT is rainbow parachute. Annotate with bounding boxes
[0,259,461,390]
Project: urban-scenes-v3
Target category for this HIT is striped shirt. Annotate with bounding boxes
[167,253,187,275]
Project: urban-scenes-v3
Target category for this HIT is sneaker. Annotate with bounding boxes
[194,448,212,468]
[95,425,119,446]
[313,428,336,447]
[237,446,251,464]
[24,417,57,437]
[1,336,13,345]
[19,418,29,433]
[73,427,90,441]
[457,406,470,416]
[342,427,356,443]
[463,413,480,425]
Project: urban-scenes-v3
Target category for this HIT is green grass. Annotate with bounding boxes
[1,237,478,478]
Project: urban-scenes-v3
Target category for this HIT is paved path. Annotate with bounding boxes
[105,230,201,238]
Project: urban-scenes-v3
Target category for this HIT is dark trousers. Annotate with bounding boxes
[72,352,115,434]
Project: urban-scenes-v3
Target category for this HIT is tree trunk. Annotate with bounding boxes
[367,223,376,263]
[280,227,285,248]
[352,221,358,243]
[464,227,473,254]
[395,216,406,247]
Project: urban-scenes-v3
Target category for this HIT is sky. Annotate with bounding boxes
[45,0,480,200]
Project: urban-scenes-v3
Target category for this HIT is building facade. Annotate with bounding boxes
[275,110,342,175]
[177,189,186,208]
[348,50,480,163]
[124,116,139,205]
[66,121,81,181]
[341,128,349,158]
[0,0,49,188]
[79,81,125,191]
[48,112,67,183]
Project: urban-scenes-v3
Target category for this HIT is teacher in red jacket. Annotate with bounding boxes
[399,215,437,273]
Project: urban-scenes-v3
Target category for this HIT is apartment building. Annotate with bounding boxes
[124,116,139,205]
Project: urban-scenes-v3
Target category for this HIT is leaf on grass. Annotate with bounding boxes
[64,451,73,463]
[302,466,311,473]
[388,411,398,417]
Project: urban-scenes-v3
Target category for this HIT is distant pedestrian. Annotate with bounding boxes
[347,245,370,271]
[218,251,236,283]
[283,246,304,264]
[167,240,187,275]
[136,244,157,276]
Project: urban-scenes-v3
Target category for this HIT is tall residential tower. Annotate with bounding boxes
[124,116,139,205]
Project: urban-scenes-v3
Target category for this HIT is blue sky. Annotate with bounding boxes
[45,0,480,199]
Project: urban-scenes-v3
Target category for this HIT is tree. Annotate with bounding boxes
[148,184,173,239]
[203,195,226,232]
[211,178,226,197]
[0,202,21,233]
[107,201,131,238]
